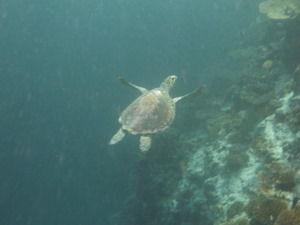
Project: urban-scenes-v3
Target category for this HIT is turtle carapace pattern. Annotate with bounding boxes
[109,75,205,152]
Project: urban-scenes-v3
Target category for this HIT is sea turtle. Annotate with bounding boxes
[109,75,205,152]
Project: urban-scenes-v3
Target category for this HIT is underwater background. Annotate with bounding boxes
[1,0,300,225]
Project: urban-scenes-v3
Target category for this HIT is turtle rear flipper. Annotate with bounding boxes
[173,85,206,103]
[140,135,151,152]
[109,128,125,145]
[118,77,148,94]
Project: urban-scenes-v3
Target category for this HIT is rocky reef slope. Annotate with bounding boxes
[115,4,300,225]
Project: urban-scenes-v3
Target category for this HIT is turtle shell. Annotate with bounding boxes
[119,89,175,135]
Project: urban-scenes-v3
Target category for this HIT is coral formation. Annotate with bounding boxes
[275,206,300,225]
[256,162,299,200]
[207,112,245,136]
[259,0,300,20]
[246,196,288,225]
[219,216,250,225]
[262,59,273,70]
[224,149,249,173]
[226,201,245,219]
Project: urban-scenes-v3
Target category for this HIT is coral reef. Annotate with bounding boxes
[257,163,297,192]
[116,5,300,225]
[223,148,249,173]
[121,54,300,225]
[259,0,300,20]
[275,206,300,225]
[219,216,250,225]
[226,201,245,219]
[207,112,246,136]
[246,196,288,225]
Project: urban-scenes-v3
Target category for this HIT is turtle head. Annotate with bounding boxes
[160,75,177,92]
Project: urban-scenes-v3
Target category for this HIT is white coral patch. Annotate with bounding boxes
[277,91,294,114]
[257,92,299,160]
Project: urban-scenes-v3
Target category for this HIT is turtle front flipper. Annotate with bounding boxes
[118,77,148,94]
[173,85,206,103]
[109,128,125,145]
[139,135,152,152]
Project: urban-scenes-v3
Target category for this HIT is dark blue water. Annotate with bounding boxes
[0,0,261,224]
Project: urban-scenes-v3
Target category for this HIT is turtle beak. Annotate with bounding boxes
[170,75,177,83]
